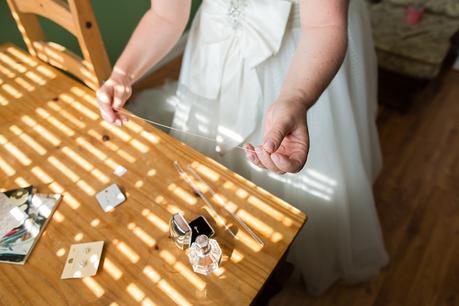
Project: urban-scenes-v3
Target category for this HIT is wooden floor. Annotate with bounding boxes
[139,61,459,306]
[271,69,459,306]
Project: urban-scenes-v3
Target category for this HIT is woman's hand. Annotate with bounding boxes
[245,98,309,174]
[243,0,348,174]
[95,0,191,126]
[96,68,132,125]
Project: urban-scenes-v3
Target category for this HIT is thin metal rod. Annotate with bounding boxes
[119,110,256,153]
[174,161,238,240]
[187,165,264,247]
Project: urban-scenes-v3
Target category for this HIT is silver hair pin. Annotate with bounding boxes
[174,161,238,240]
[187,165,264,247]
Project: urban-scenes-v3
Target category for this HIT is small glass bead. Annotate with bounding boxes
[228,0,247,29]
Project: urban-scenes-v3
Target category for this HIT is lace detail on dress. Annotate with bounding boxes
[228,0,247,28]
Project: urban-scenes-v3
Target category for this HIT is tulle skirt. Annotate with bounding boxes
[129,0,388,294]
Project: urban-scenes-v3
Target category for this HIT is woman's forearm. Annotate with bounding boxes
[113,0,191,84]
[279,0,349,109]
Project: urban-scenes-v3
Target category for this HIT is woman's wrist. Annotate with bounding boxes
[111,66,134,86]
[277,91,312,113]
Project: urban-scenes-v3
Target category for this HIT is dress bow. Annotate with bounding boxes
[179,0,293,151]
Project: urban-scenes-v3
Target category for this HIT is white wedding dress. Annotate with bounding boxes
[129,0,389,294]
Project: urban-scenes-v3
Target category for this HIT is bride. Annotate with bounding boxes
[96,0,388,294]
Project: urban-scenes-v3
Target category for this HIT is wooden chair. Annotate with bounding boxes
[6,0,111,91]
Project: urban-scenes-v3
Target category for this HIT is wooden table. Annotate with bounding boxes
[0,44,306,306]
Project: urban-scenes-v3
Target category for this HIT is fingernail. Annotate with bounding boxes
[272,154,280,164]
[264,140,275,153]
[255,147,263,155]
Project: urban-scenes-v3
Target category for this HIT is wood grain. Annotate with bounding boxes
[68,0,111,87]
[13,0,77,36]
[33,41,99,90]
[0,44,306,306]
[5,0,45,58]
[6,0,111,91]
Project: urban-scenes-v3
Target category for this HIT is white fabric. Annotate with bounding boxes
[131,0,388,294]
[179,0,293,151]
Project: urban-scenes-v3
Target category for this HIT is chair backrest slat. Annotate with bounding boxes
[13,0,77,36]
[6,0,111,91]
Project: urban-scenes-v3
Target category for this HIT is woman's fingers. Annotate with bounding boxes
[244,144,266,169]
[113,83,131,111]
[263,119,291,154]
[271,152,304,173]
[118,113,129,123]
[255,146,285,174]
[96,85,116,123]
[246,143,306,174]
[96,78,132,125]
